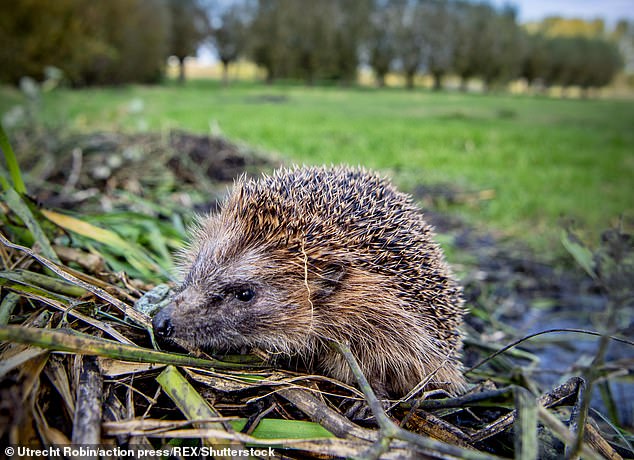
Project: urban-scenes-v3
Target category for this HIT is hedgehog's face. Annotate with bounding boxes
[152,240,337,355]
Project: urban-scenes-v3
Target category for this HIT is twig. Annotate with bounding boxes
[72,356,103,449]
[464,328,634,375]
[568,315,618,459]
[62,147,83,194]
[590,408,634,454]
[537,406,603,460]
[329,340,501,460]
[409,387,514,410]
[278,387,376,441]
[470,378,583,443]
[401,410,473,448]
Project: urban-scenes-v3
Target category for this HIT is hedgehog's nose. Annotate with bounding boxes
[152,308,174,338]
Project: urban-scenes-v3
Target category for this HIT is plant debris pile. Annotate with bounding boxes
[1,128,632,458]
[10,129,276,213]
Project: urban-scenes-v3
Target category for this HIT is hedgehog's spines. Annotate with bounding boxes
[172,165,465,396]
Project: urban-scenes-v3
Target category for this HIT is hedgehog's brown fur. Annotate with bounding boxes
[153,166,466,397]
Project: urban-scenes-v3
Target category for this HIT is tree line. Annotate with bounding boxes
[0,0,625,92]
[229,0,624,91]
[0,0,207,86]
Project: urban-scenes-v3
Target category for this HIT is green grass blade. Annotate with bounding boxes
[0,277,74,304]
[230,418,333,440]
[0,279,134,344]
[0,292,20,325]
[0,325,255,370]
[0,269,87,297]
[157,365,228,447]
[0,123,26,194]
[561,229,597,279]
[514,387,538,460]
[0,231,151,329]
[3,187,60,263]
[41,209,167,278]
[0,174,10,192]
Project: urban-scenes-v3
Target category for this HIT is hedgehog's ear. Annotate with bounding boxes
[314,263,346,299]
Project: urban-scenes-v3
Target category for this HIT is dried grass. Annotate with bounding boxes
[1,124,631,458]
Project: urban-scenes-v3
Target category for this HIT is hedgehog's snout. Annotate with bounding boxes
[152,305,174,339]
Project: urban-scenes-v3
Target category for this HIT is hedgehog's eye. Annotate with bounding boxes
[234,288,255,302]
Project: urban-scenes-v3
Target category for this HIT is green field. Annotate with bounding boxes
[1,80,632,254]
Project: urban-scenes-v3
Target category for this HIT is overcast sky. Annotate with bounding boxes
[490,0,633,25]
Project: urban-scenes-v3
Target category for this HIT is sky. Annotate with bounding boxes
[490,0,634,25]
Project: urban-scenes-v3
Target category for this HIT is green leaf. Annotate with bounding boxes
[0,123,26,194]
[514,387,538,460]
[561,228,596,279]
[3,187,60,263]
[158,367,332,444]
[231,418,333,440]
[42,209,167,278]
[0,269,87,297]
[0,292,20,325]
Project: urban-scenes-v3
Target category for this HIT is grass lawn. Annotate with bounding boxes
[1,80,632,254]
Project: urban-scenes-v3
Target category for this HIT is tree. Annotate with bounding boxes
[547,37,576,88]
[291,1,334,85]
[331,0,371,84]
[586,39,622,89]
[529,16,606,38]
[249,0,288,83]
[248,0,368,85]
[367,1,399,87]
[522,34,622,94]
[167,0,210,84]
[95,0,171,85]
[0,0,108,84]
[567,37,622,93]
[0,0,170,86]
[451,1,524,91]
[521,33,551,88]
[612,20,634,75]
[214,2,249,85]
[478,5,525,90]
[419,0,457,91]
[452,1,488,91]
[393,0,426,90]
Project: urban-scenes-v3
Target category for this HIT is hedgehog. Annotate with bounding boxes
[153,166,466,397]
